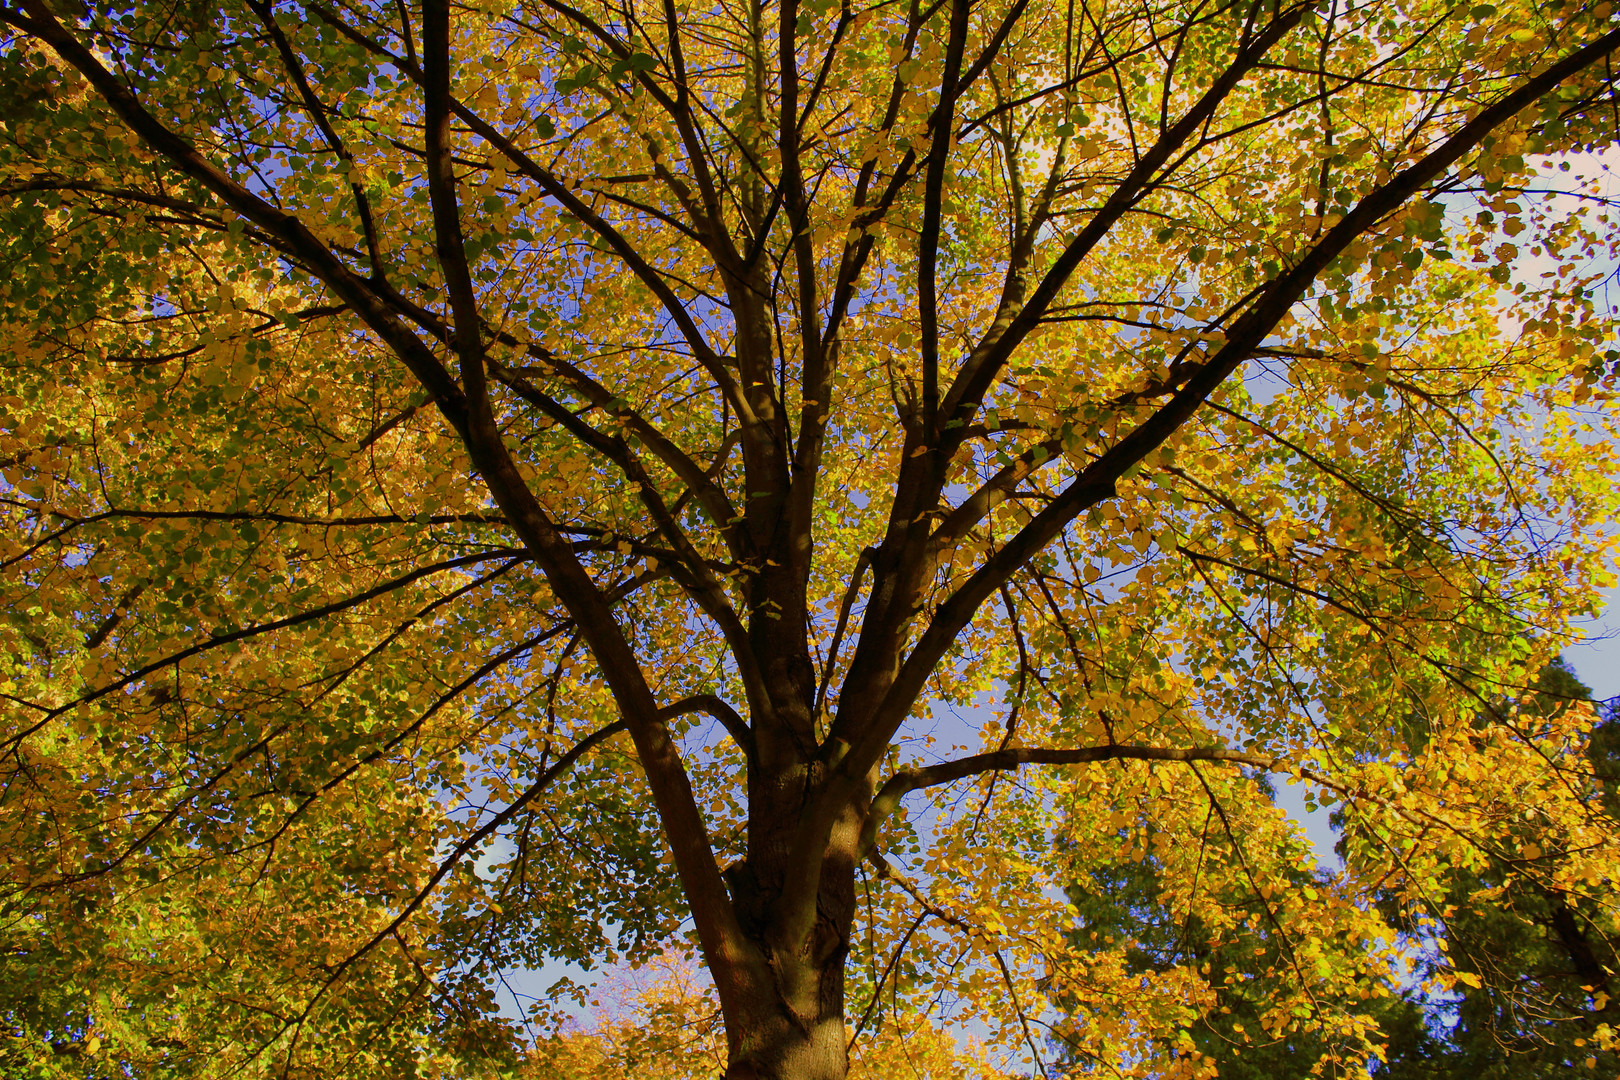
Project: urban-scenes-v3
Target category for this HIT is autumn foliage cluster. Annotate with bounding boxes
[1,0,1619,1076]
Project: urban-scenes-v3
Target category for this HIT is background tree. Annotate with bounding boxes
[2,0,1620,1077]
[1369,661,1620,1080]
[1046,659,1618,1078]
[1051,773,1434,1076]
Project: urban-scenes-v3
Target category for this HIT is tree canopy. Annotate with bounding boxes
[1,0,1619,1076]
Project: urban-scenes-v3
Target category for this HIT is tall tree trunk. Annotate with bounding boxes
[723,947,849,1080]
[721,742,860,1079]
[715,830,858,1080]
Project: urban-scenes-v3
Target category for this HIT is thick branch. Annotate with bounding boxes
[860,744,1279,857]
[421,0,484,375]
[918,0,973,436]
[659,693,754,759]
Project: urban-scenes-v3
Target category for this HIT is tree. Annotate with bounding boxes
[1370,660,1620,1080]
[2,0,1619,1076]
[1053,774,1436,1077]
[1046,659,1619,1079]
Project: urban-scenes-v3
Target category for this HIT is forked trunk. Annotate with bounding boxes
[714,570,857,1079]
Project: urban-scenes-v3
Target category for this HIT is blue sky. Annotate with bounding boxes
[1568,584,1620,699]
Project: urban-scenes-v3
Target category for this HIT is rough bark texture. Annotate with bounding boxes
[722,932,850,1080]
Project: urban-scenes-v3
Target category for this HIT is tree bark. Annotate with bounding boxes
[722,930,851,1080]
[714,767,860,1078]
